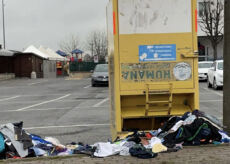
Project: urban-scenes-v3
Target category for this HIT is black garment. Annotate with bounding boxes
[129,144,157,159]
[14,123,33,149]
[126,131,141,144]
[192,110,223,128]
[159,116,181,134]
[163,118,222,147]
[192,110,205,117]
[74,145,95,156]
[36,143,54,152]
[160,113,191,134]
[5,139,18,157]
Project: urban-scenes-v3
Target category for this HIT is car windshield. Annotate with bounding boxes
[94,64,108,72]
[218,62,223,70]
[198,63,213,68]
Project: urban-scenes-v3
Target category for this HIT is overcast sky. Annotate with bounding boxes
[0,0,109,51]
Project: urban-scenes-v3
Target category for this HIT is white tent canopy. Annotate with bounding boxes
[39,46,68,61]
[24,45,48,59]
[24,45,69,61]
[46,48,69,61]
[38,46,57,61]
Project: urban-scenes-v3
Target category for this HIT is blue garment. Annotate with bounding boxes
[175,128,183,139]
[30,135,52,145]
[0,133,5,153]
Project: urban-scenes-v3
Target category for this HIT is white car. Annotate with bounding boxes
[207,60,223,90]
[198,61,213,81]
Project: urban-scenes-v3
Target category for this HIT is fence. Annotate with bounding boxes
[69,62,106,72]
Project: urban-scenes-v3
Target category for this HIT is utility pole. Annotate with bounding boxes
[223,0,230,133]
[1,0,5,49]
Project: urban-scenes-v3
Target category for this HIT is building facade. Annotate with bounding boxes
[197,0,224,61]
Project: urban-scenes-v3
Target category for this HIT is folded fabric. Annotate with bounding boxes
[152,143,167,153]
[129,144,157,159]
[119,141,135,156]
[93,142,121,157]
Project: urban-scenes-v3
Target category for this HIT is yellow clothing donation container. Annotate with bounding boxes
[106,0,199,140]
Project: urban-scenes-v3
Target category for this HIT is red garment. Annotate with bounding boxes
[146,133,152,139]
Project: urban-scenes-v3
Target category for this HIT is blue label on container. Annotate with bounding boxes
[139,44,176,62]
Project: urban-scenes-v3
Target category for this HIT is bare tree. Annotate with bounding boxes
[85,30,108,62]
[199,0,224,60]
[58,34,81,56]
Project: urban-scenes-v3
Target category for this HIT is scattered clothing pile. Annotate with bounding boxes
[0,111,229,160]
[92,110,230,159]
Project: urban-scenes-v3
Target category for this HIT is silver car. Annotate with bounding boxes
[91,64,109,87]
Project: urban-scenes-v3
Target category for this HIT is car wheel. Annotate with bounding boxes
[213,78,219,90]
[207,77,212,88]
[91,82,96,87]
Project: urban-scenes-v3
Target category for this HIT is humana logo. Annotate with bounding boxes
[122,70,171,80]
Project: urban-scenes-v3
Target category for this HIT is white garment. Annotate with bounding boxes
[119,141,135,156]
[94,142,122,157]
[44,137,65,148]
[32,140,47,156]
[120,146,130,156]
[169,120,184,133]
[183,115,196,125]
[144,137,162,149]
[168,115,197,134]
[219,131,230,140]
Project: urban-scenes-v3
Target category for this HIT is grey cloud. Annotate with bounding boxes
[0,0,109,50]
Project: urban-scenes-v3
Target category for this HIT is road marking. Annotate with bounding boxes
[21,107,73,111]
[84,85,91,89]
[200,100,222,102]
[93,98,109,107]
[0,106,109,113]
[24,123,110,130]
[22,94,71,97]
[203,87,223,97]
[16,94,71,111]
[0,96,20,102]
[28,81,47,86]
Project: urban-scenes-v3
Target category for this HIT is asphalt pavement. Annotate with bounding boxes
[0,78,223,145]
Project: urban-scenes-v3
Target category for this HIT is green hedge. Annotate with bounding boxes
[69,62,105,72]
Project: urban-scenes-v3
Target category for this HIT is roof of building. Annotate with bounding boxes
[0,49,15,57]
[24,45,48,59]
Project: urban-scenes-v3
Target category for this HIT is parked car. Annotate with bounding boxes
[207,60,223,90]
[198,61,213,81]
[91,64,109,87]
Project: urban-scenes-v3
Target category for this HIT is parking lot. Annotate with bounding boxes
[0,78,223,145]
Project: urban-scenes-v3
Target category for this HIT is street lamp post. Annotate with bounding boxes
[224,0,230,133]
[1,0,5,49]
